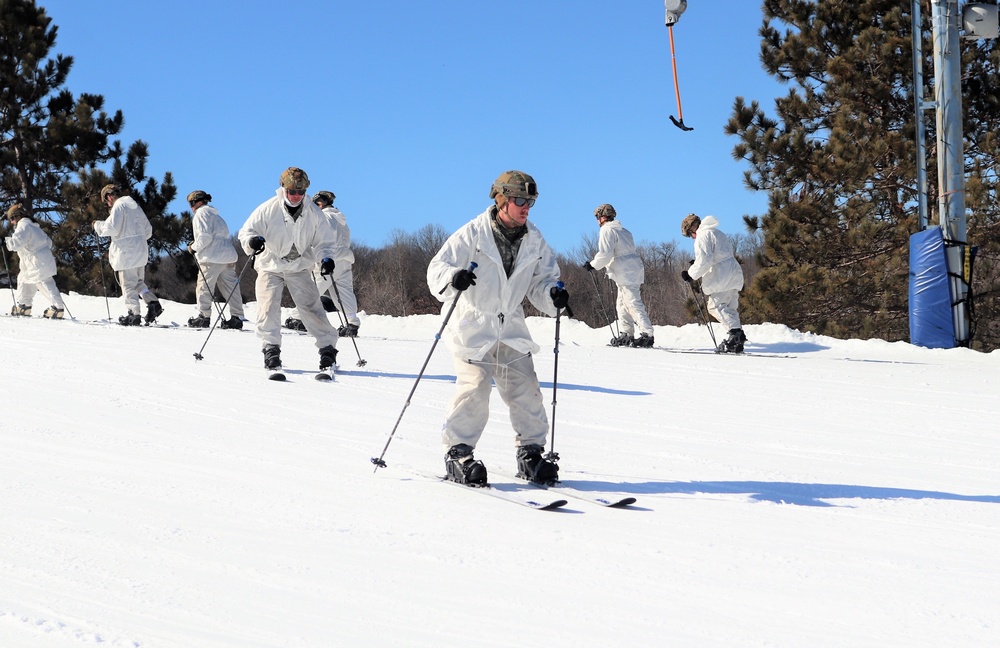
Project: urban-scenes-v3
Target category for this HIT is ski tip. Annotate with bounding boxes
[315,372,334,381]
[267,371,287,381]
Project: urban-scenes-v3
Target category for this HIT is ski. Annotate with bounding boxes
[267,368,286,381]
[493,469,636,507]
[653,347,793,358]
[395,466,567,510]
[315,367,336,382]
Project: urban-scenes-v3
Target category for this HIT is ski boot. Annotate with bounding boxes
[718,328,747,354]
[262,344,282,369]
[283,317,306,332]
[144,300,163,324]
[187,313,211,328]
[516,444,559,485]
[318,345,338,370]
[220,315,243,330]
[338,323,360,338]
[11,303,31,317]
[632,333,655,348]
[43,306,64,319]
[118,312,142,326]
[444,444,488,486]
[610,332,634,347]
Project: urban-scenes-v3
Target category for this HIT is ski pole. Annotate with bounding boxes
[193,252,257,361]
[686,280,718,349]
[667,24,694,132]
[371,261,477,473]
[1,242,16,310]
[96,246,112,321]
[588,268,620,341]
[545,281,566,466]
[326,271,367,367]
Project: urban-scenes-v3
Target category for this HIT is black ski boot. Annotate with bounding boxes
[318,344,338,370]
[718,328,747,354]
[283,317,306,332]
[338,323,360,337]
[610,332,634,347]
[632,333,655,348]
[144,300,163,324]
[516,444,559,484]
[188,313,210,328]
[118,312,142,326]
[43,306,64,319]
[444,443,488,486]
[220,315,243,330]
[263,344,282,369]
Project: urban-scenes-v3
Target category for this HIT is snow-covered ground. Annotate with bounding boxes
[1,293,998,647]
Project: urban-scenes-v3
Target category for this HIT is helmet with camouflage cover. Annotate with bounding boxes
[100,183,122,202]
[490,170,538,207]
[186,190,212,205]
[594,203,616,220]
[313,190,335,207]
[681,213,701,238]
[5,203,28,221]
[279,167,310,191]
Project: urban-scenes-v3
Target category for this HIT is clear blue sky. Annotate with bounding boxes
[41,0,782,256]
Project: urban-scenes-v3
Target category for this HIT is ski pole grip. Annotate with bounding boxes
[557,280,564,289]
[468,261,478,271]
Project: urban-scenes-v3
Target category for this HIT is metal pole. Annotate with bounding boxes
[912,0,930,231]
[931,0,970,345]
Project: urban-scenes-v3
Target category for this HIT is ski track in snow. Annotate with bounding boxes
[1,294,999,647]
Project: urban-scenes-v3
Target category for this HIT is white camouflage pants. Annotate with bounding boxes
[314,264,360,327]
[615,283,654,337]
[441,343,549,453]
[254,269,338,348]
[116,267,157,315]
[196,261,245,319]
[16,276,65,309]
[706,288,741,330]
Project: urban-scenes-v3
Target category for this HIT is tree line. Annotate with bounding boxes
[4,0,1000,350]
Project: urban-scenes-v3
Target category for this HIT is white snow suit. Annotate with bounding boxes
[589,219,653,337]
[93,196,158,315]
[190,204,244,319]
[688,215,744,330]
[238,189,341,348]
[4,218,65,310]
[427,206,562,452]
[291,205,360,327]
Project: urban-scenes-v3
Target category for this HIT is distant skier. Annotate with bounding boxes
[238,167,341,373]
[583,203,655,348]
[93,184,163,326]
[3,204,67,319]
[427,170,568,486]
[185,190,245,329]
[284,190,361,337]
[680,213,746,353]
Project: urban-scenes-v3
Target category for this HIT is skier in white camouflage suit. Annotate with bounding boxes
[584,203,655,348]
[238,167,341,372]
[185,190,245,329]
[681,213,746,353]
[93,184,163,326]
[427,170,569,486]
[3,204,67,319]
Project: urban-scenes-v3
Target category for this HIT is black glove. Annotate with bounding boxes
[451,269,477,291]
[582,261,594,272]
[249,236,265,252]
[550,286,570,309]
[681,270,692,283]
[320,257,336,276]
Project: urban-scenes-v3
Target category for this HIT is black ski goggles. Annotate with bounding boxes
[511,196,535,208]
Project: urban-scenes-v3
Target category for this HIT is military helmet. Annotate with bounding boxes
[681,213,701,238]
[279,167,310,190]
[490,170,538,204]
[594,204,616,220]
[186,190,212,205]
[100,183,122,202]
[5,203,28,220]
[313,190,336,207]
